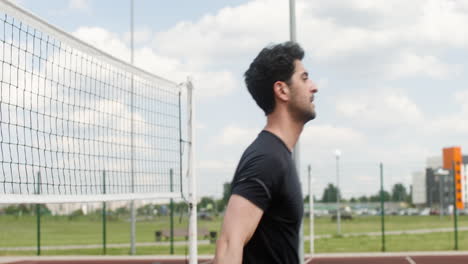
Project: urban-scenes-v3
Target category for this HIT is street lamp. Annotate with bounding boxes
[335,149,341,235]
[435,168,449,219]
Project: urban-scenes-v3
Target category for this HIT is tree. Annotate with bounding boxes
[358,196,369,203]
[222,182,231,205]
[114,206,130,216]
[350,197,357,203]
[68,208,84,220]
[4,204,32,215]
[198,196,215,211]
[4,204,50,216]
[215,182,231,213]
[391,183,408,202]
[173,201,188,214]
[370,190,391,202]
[407,185,413,204]
[321,183,341,203]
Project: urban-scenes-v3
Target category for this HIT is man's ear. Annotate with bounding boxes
[273,81,289,102]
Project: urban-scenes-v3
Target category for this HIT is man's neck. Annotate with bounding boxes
[264,112,304,152]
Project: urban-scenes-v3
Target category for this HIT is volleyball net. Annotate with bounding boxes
[0,0,190,204]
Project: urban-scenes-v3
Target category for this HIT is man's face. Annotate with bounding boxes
[287,60,318,123]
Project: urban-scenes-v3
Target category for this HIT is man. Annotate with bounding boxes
[213,41,318,264]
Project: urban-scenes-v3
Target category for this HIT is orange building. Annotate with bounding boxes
[443,147,465,210]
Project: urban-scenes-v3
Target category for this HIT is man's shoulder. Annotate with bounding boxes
[245,131,289,155]
[241,141,285,166]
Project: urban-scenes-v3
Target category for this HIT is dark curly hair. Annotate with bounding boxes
[244,41,304,115]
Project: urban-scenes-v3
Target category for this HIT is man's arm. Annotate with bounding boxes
[213,194,263,264]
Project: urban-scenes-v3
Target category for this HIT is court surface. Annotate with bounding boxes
[2,252,468,264]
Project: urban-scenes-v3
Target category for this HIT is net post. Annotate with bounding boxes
[102,170,107,255]
[187,78,198,264]
[129,0,137,256]
[36,171,41,256]
[170,168,174,255]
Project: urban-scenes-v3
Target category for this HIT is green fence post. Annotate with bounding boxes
[170,168,174,255]
[380,162,386,252]
[36,172,41,256]
[452,161,458,250]
[102,170,107,255]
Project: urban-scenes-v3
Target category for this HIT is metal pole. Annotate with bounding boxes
[129,0,136,255]
[452,161,458,250]
[289,0,303,262]
[380,163,386,252]
[308,165,314,254]
[187,79,198,264]
[102,170,107,255]
[440,173,443,220]
[36,172,41,256]
[170,169,174,255]
[336,152,341,235]
[289,0,296,42]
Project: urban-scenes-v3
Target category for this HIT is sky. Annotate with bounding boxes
[10,0,468,200]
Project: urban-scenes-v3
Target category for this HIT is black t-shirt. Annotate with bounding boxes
[230,130,304,264]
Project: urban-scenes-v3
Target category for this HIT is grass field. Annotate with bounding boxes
[1,214,467,255]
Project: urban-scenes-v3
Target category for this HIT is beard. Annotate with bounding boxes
[287,100,316,124]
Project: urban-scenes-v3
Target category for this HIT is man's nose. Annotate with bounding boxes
[310,81,318,93]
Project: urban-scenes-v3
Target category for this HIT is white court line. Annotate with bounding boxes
[304,257,313,263]
[406,256,416,264]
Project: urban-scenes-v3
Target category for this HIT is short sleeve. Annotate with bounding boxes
[231,154,282,211]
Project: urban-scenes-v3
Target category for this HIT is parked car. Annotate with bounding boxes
[430,209,440,215]
[406,208,420,215]
[331,210,353,221]
[420,208,430,216]
[197,211,213,220]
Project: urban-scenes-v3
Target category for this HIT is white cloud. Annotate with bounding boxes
[431,115,468,134]
[152,0,289,66]
[423,90,468,135]
[123,27,153,45]
[455,90,468,113]
[301,124,366,149]
[417,0,468,47]
[336,88,424,127]
[199,160,235,172]
[215,125,260,147]
[74,27,130,61]
[386,52,462,80]
[73,26,237,99]
[68,0,91,12]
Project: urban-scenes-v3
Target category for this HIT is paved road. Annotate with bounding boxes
[2,252,468,264]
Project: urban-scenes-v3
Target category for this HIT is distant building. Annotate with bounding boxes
[412,153,468,210]
[425,168,454,209]
[412,171,426,205]
[463,155,468,209]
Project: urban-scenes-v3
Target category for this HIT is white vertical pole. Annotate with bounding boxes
[308,165,314,254]
[289,0,303,263]
[129,0,136,255]
[335,150,341,235]
[187,79,198,264]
